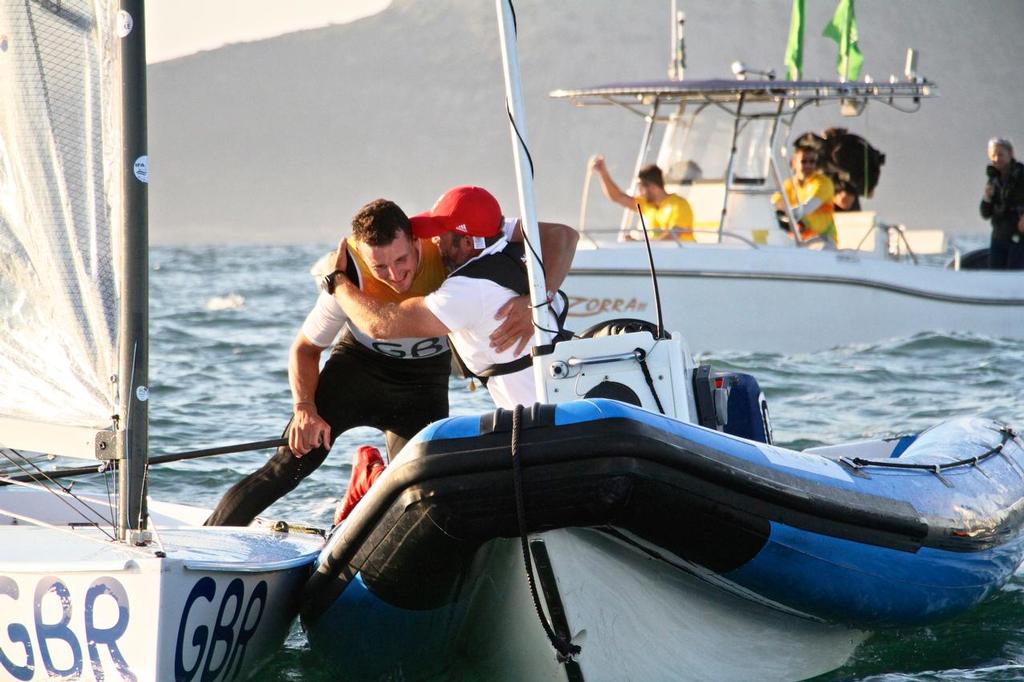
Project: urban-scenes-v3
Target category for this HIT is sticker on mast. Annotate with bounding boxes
[133,156,148,184]
[116,11,133,37]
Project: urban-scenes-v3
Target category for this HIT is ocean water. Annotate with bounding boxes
[129,245,1024,680]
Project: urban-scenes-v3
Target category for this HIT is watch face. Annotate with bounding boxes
[322,271,340,294]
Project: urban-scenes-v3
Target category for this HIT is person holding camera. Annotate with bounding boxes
[980,137,1024,270]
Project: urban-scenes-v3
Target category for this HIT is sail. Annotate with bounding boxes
[0,0,122,455]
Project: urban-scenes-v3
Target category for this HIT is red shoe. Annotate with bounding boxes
[334,445,385,525]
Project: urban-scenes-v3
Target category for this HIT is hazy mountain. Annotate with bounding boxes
[148,0,1024,244]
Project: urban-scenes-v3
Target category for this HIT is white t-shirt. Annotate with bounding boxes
[423,230,563,409]
[300,220,519,358]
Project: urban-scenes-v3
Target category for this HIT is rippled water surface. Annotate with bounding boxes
[101,245,1024,679]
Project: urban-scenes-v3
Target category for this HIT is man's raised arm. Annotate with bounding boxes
[590,155,635,209]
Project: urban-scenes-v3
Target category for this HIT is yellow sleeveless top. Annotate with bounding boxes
[349,239,447,301]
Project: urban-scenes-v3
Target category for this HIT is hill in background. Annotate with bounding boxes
[148,0,1023,244]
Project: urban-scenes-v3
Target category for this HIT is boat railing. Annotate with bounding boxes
[577,227,761,249]
[852,221,920,265]
[577,224,965,268]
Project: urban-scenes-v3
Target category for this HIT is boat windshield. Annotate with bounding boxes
[657,105,774,185]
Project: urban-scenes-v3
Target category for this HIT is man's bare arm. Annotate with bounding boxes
[288,333,331,456]
[590,155,634,209]
[508,220,579,292]
[332,276,450,340]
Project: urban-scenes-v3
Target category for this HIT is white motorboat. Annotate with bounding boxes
[551,35,1024,352]
[0,2,322,679]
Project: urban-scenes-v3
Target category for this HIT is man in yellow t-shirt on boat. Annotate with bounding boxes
[590,156,694,242]
[771,146,838,246]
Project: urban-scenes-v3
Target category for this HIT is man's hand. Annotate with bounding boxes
[589,155,607,175]
[289,403,331,457]
[1017,212,1024,233]
[490,295,532,355]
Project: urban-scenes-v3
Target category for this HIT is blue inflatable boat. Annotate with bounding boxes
[300,393,1024,681]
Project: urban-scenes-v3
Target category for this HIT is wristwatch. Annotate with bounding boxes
[321,269,346,295]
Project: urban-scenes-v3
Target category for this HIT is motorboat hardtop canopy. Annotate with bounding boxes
[551,78,935,111]
[552,76,941,257]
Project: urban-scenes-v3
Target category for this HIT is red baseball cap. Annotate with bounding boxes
[410,186,502,239]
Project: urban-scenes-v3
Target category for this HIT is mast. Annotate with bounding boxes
[117,0,149,540]
[495,0,551,367]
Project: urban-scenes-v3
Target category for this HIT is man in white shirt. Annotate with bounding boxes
[331,186,572,410]
[206,191,576,526]
[328,186,576,522]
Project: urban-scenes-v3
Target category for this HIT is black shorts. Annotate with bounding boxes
[317,332,451,455]
[205,334,450,526]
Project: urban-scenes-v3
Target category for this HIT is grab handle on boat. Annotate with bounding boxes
[550,348,646,378]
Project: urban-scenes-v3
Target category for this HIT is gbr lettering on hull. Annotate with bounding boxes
[0,574,269,681]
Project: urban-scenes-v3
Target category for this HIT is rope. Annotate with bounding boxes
[842,427,1016,473]
[510,404,581,663]
[637,349,666,414]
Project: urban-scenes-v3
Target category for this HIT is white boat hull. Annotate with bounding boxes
[456,529,866,682]
[0,488,322,681]
[564,242,1024,352]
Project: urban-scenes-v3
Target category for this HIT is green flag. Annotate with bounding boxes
[822,0,864,81]
[784,0,805,80]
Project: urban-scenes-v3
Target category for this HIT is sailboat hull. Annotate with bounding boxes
[0,488,322,681]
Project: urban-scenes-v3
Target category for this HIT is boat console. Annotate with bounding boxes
[535,325,697,422]
[534,316,773,445]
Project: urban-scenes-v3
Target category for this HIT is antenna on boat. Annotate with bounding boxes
[635,205,666,339]
[668,1,685,80]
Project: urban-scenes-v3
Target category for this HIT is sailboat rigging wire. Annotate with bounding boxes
[0,500,159,559]
[0,448,116,531]
[104,462,115,527]
[507,0,518,37]
[517,232,566,337]
[0,476,117,541]
[0,437,291,485]
[503,95,570,339]
[504,100,535,178]
[137,454,149,530]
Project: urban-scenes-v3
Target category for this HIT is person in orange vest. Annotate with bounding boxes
[772,145,838,246]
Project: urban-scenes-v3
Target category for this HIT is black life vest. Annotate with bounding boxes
[447,241,567,381]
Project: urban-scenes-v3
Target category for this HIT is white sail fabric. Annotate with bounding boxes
[0,0,122,438]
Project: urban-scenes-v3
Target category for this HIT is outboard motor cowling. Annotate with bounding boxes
[693,365,773,444]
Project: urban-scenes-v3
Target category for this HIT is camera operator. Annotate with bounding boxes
[980,137,1024,270]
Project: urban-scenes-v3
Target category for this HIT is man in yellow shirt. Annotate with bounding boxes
[590,156,694,241]
[771,146,838,245]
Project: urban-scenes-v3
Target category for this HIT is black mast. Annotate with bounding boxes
[117,0,149,540]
